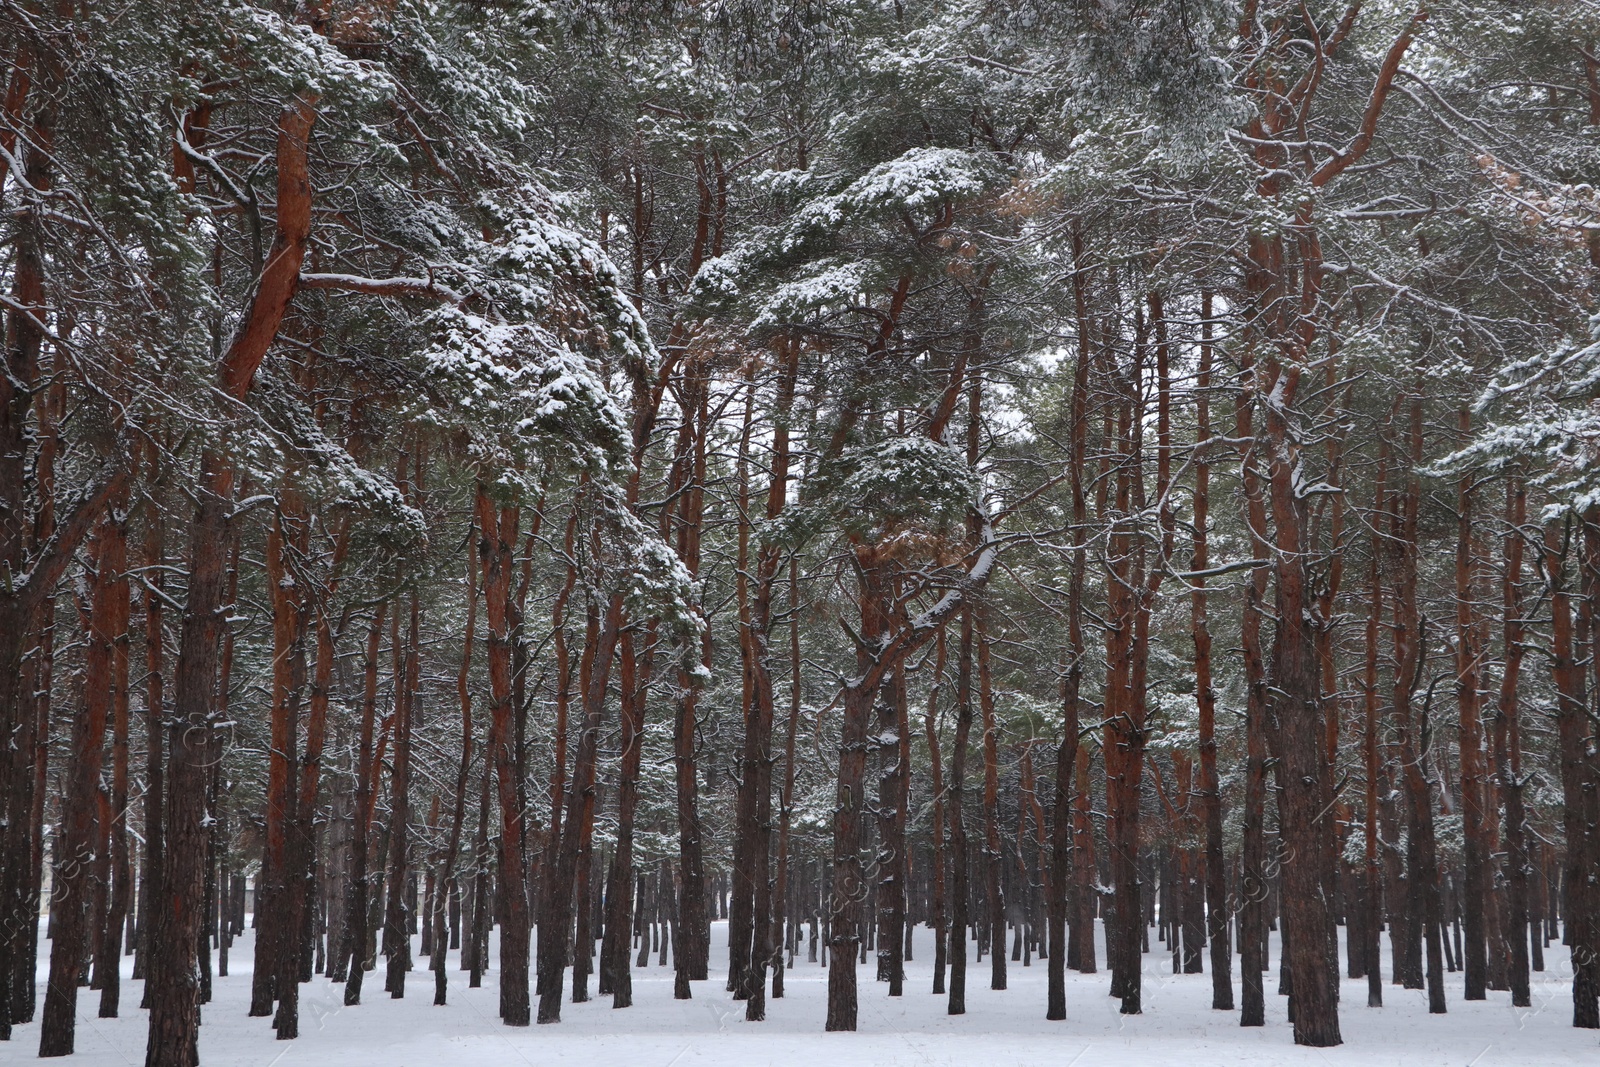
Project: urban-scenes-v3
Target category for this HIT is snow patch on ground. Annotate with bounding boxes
[26,919,1595,1066]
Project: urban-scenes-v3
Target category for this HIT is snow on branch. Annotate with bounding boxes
[299,272,467,306]
[906,515,1000,636]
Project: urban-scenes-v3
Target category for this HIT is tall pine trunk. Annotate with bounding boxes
[479,489,531,1024]
[39,515,119,1056]
[1493,478,1531,1008]
[1192,296,1232,1010]
[946,607,975,1018]
[1456,407,1490,1002]
[978,611,1006,992]
[340,605,386,1003]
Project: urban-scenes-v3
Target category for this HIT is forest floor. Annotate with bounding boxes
[28,919,1596,1066]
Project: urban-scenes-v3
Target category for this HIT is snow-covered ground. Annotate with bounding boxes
[24,919,1597,1066]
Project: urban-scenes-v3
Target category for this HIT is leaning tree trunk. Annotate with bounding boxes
[0,89,108,1043]
[147,93,316,1067]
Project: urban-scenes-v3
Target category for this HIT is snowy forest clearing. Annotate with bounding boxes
[34,921,1592,1067]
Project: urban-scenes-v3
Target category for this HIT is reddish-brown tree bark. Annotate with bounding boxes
[39,515,120,1056]
[874,657,910,997]
[1556,513,1600,1029]
[538,581,619,1023]
[432,537,478,1005]
[602,621,649,1008]
[0,85,125,1044]
[148,92,316,1067]
[1047,233,1093,1019]
[1391,392,1446,1016]
[480,487,532,1023]
[339,603,386,1002]
[743,339,801,1016]
[133,443,165,995]
[1493,477,1532,1008]
[253,500,311,1020]
[275,516,349,1036]
[381,586,419,999]
[1235,348,1271,1030]
[1455,407,1490,1001]
[1230,7,1424,1044]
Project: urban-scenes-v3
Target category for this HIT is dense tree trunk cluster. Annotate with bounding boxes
[3,1,1600,1063]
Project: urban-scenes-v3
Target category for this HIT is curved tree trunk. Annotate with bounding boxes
[148,92,316,1067]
